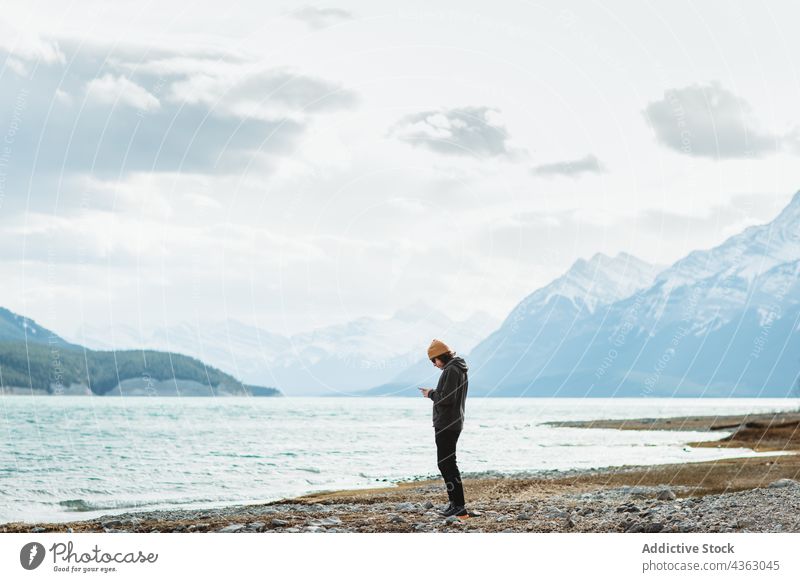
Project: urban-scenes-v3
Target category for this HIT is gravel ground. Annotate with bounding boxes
[3,471,799,534]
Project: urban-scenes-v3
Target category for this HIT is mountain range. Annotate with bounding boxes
[372,190,800,397]
[7,189,799,398]
[68,302,499,396]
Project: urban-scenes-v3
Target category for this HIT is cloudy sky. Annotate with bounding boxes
[1,0,800,339]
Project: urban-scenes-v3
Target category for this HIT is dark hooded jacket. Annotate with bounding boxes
[428,356,469,432]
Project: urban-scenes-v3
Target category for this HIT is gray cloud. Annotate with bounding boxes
[289,6,354,29]
[643,81,795,159]
[531,154,605,178]
[389,106,514,158]
[0,40,358,181]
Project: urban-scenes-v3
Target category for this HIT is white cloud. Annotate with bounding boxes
[167,66,358,122]
[288,6,354,29]
[6,57,28,76]
[86,74,161,111]
[532,154,605,178]
[54,88,71,104]
[390,106,524,159]
[0,18,65,64]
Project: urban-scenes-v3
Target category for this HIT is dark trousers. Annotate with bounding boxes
[435,428,465,507]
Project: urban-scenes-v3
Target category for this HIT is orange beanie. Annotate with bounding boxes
[427,338,452,359]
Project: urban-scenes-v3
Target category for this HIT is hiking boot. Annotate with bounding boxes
[437,502,455,516]
[441,504,469,518]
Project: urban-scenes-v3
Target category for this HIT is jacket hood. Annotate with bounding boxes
[444,355,468,373]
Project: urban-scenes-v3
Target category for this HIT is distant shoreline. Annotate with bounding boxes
[3,408,799,533]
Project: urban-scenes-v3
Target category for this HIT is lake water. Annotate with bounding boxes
[1,396,797,524]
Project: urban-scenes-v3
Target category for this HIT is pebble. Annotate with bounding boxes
[271,519,290,527]
[218,524,246,533]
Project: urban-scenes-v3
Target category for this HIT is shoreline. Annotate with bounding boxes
[3,409,800,533]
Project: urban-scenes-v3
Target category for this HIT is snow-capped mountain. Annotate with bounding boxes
[368,251,665,395]
[459,189,800,397]
[70,302,499,396]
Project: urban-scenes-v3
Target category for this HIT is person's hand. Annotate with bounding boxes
[418,387,432,398]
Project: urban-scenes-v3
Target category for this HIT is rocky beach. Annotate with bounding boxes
[3,410,799,534]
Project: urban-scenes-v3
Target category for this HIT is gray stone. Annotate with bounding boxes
[389,514,405,524]
[768,479,799,488]
[657,489,677,501]
[618,485,655,498]
[217,524,246,533]
[320,516,342,526]
[271,518,290,527]
[423,501,434,509]
[517,513,531,521]
[247,521,265,531]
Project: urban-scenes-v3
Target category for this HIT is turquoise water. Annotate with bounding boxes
[1,396,796,524]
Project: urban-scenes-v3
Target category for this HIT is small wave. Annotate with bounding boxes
[297,467,321,474]
[55,496,221,513]
[58,499,104,512]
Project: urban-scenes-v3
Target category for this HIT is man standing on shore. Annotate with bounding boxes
[419,338,470,519]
